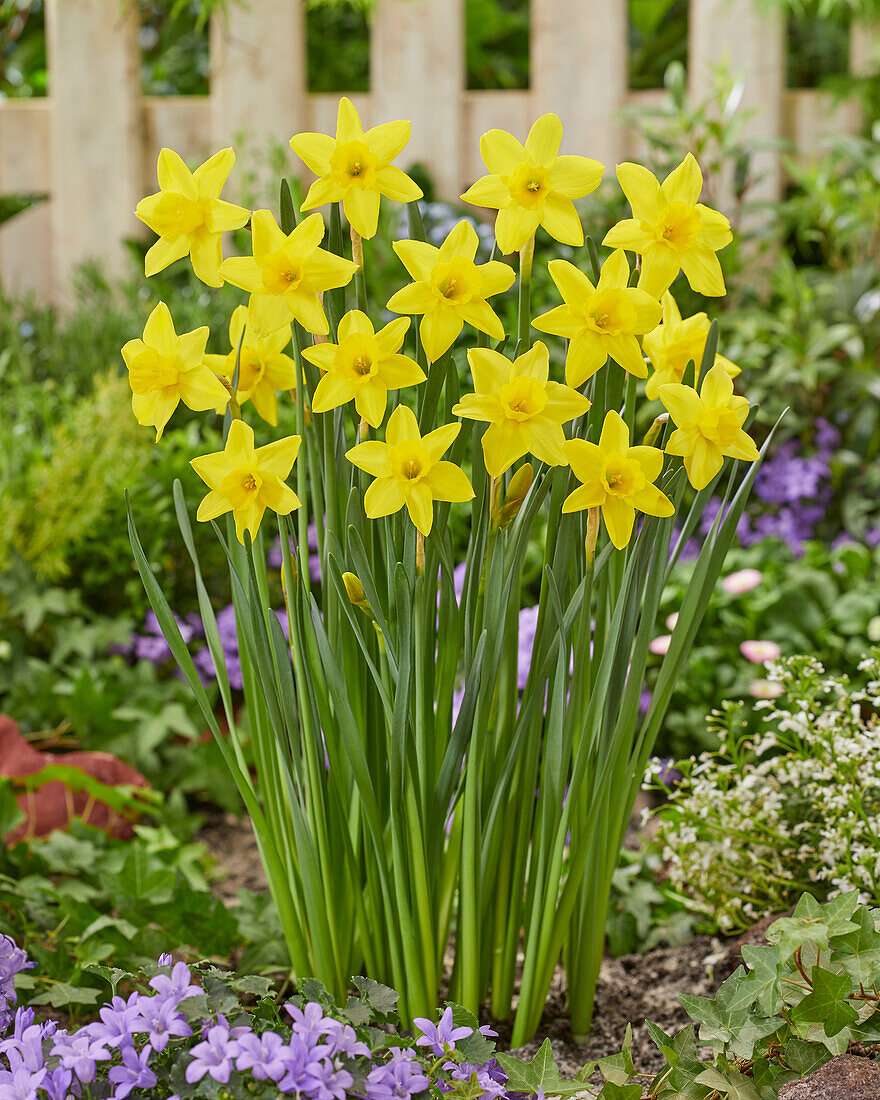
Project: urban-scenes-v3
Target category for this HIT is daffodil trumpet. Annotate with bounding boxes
[125,122,773,1045]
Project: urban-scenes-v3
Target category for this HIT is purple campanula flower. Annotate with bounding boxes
[302,1056,353,1100]
[365,1047,430,1100]
[130,995,191,1052]
[285,1002,329,1047]
[41,1066,72,1100]
[275,1032,315,1093]
[441,1060,506,1098]
[321,1019,369,1059]
[232,1030,288,1082]
[0,937,34,1033]
[84,993,144,1048]
[50,1030,111,1084]
[185,1022,236,1084]
[0,1066,46,1100]
[413,1006,473,1057]
[108,1042,156,1100]
[156,953,173,967]
[148,961,201,1004]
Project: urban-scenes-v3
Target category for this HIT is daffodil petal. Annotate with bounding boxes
[405,482,434,535]
[631,481,674,517]
[306,249,359,292]
[287,288,329,335]
[699,364,735,408]
[374,316,410,357]
[145,235,190,277]
[661,153,703,206]
[336,97,364,143]
[457,298,505,341]
[420,306,462,362]
[680,243,726,297]
[480,128,525,175]
[302,176,345,210]
[659,383,702,428]
[597,248,631,291]
[343,187,380,239]
[348,440,393,477]
[724,431,760,463]
[562,482,605,513]
[479,259,516,297]
[548,155,604,198]
[481,420,524,477]
[604,333,648,378]
[337,308,373,342]
[564,438,603,483]
[189,229,224,287]
[493,205,540,255]
[355,382,387,428]
[249,382,279,425]
[157,148,197,200]
[460,174,509,210]
[393,239,439,282]
[205,197,250,234]
[143,302,177,356]
[249,292,295,337]
[289,211,326,255]
[602,497,636,549]
[467,347,510,395]
[422,421,460,463]
[260,477,300,515]
[438,220,479,263]
[544,381,591,422]
[366,119,411,163]
[178,367,229,412]
[616,162,663,220]
[313,373,357,414]
[565,331,607,388]
[301,342,337,371]
[193,147,236,199]
[375,164,422,202]
[526,419,568,466]
[364,476,406,519]
[524,113,563,168]
[638,242,681,298]
[290,132,336,176]
[629,289,663,333]
[532,304,584,340]
[602,218,654,251]
[378,353,425,388]
[516,341,550,382]
[424,460,474,502]
[696,204,733,249]
[196,489,232,522]
[452,393,502,422]
[539,195,583,246]
[387,281,436,315]
[548,258,595,308]
[628,445,664,483]
[386,403,419,446]
[219,256,263,293]
[685,438,723,490]
[225,419,256,466]
[598,409,629,454]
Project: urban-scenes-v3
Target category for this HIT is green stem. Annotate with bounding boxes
[516,234,535,355]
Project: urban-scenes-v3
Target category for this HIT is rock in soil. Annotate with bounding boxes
[778,1054,880,1099]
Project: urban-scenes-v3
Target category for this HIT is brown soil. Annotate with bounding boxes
[199,811,727,1075]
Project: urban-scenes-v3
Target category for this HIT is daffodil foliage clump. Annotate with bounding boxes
[650,650,880,934]
[125,98,774,1042]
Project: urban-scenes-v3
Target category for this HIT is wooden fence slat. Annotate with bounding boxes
[44,0,142,301]
[688,0,785,209]
[0,100,51,297]
[371,0,464,199]
[530,0,628,168]
[210,1,306,202]
[851,18,880,77]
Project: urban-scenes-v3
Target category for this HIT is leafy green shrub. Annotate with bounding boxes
[651,650,880,932]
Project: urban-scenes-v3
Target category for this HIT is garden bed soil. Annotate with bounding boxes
[200,812,726,1073]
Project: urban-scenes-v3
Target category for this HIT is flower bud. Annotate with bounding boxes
[642,413,668,448]
[493,463,534,530]
[585,506,600,565]
[343,572,372,615]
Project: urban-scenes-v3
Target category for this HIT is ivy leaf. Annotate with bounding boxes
[783,1037,831,1078]
[228,974,274,998]
[694,1065,761,1100]
[29,982,102,1008]
[681,967,777,1059]
[829,905,880,985]
[790,966,858,1037]
[351,976,399,1018]
[444,1072,492,1100]
[496,1039,585,1098]
[598,1024,635,1085]
[598,1083,642,1100]
[648,1025,712,1099]
[767,892,858,960]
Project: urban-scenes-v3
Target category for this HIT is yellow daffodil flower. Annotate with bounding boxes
[452,341,590,477]
[302,310,425,428]
[290,97,423,240]
[346,405,474,536]
[219,210,358,337]
[191,419,301,544]
[643,293,740,400]
[562,410,674,550]
[204,305,297,426]
[603,153,732,299]
[532,250,661,388]
[460,113,603,255]
[659,364,760,490]
[121,302,229,441]
[136,148,250,287]
[386,220,515,362]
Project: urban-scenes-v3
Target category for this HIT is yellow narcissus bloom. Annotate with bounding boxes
[121,302,229,441]
[290,97,423,240]
[562,410,674,550]
[136,148,250,287]
[603,153,732,299]
[302,310,425,428]
[386,220,515,362]
[346,405,474,536]
[452,341,590,477]
[204,305,297,426]
[191,419,301,544]
[219,211,358,337]
[659,364,760,490]
[461,113,604,255]
[532,250,661,388]
[643,293,740,400]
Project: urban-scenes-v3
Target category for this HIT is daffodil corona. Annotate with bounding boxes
[204,305,297,426]
[461,114,604,255]
[291,97,423,240]
[386,221,515,363]
[346,406,474,536]
[121,302,229,441]
[303,310,426,427]
[219,211,358,337]
[659,365,760,490]
[532,250,661,388]
[191,420,301,544]
[603,153,732,299]
[563,411,674,549]
[643,293,740,400]
[136,148,250,287]
[453,342,590,477]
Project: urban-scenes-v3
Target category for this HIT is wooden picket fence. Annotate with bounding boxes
[1,0,878,302]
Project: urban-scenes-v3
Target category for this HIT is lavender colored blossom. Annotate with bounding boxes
[322,1020,369,1060]
[366,1046,430,1100]
[108,1042,157,1100]
[413,1006,473,1057]
[441,1060,507,1098]
[50,1030,111,1084]
[301,1056,353,1100]
[130,995,191,1052]
[285,1002,329,1047]
[84,993,144,1049]
[232,1030,288,1082]
[148,961,201,1004]
[0,937,34,1033]
[41,1067,72,1100]
[517,605,540,690]
[0,1065,46,1100]
[275,1033,314,1093]
[185,1022,236,1084]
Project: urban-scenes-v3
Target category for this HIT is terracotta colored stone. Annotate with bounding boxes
[0,714,149,843]
[778,1054,880,1099]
